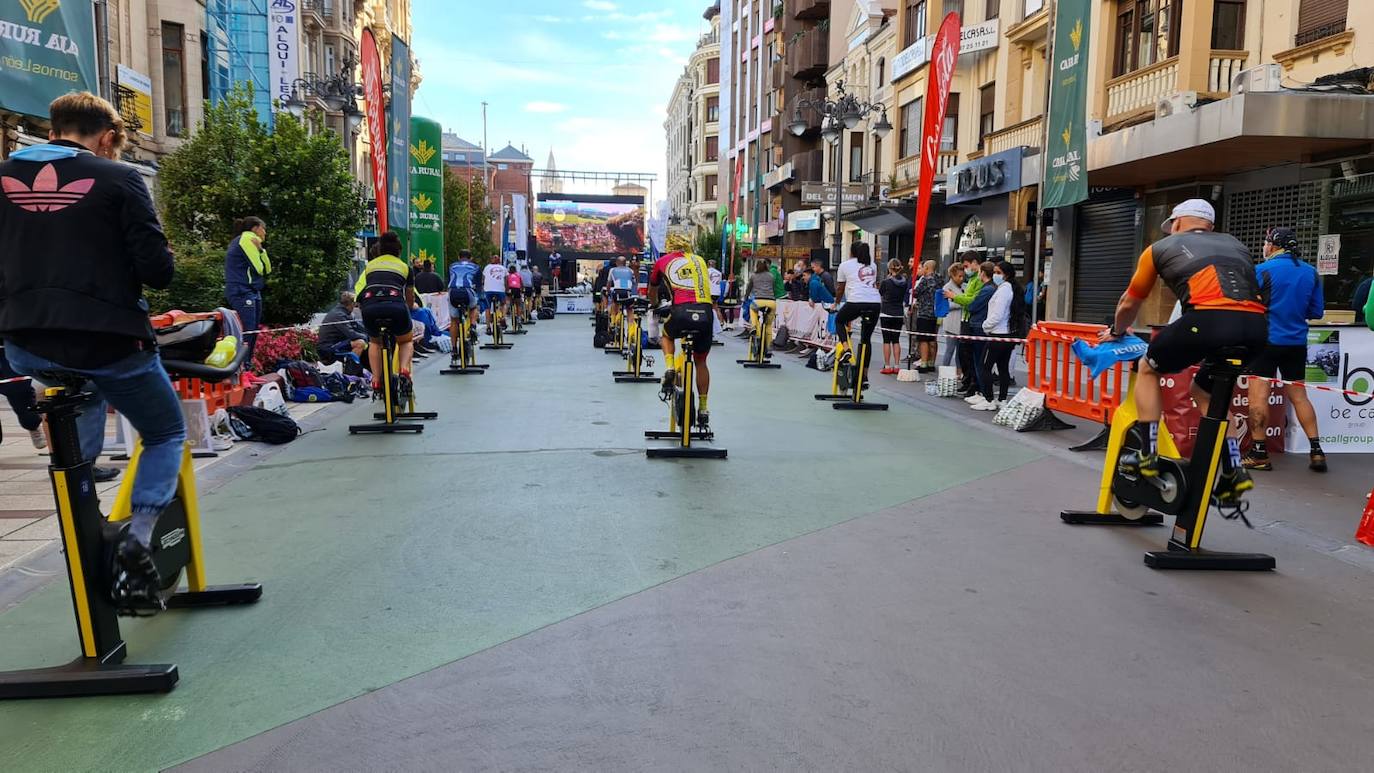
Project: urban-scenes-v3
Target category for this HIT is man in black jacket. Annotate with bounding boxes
[0,92,181,611]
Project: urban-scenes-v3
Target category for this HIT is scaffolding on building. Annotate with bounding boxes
[205,0,274,126]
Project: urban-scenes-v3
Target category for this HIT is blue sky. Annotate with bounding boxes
[411,0,714,200]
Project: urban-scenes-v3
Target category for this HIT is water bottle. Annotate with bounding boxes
[206,336,238,368]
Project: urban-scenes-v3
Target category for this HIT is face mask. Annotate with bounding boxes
[993,275,1006,286]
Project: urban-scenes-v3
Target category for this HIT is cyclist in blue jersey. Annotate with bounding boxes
[447,249,481,351]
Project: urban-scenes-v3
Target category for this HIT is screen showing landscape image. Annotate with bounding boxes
[535,195,645,257]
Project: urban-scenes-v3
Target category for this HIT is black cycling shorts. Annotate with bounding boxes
[1247,344,1306,382]
[880,315,905,344]
[361,300,411,339]
[1146,309,1268,392]
[664,303,714,352]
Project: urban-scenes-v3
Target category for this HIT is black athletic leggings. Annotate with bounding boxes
[835,302,881,358]
[979,335,1016,402]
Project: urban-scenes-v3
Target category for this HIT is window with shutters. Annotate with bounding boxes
[978,83,995,148]
[900,98,922,159]
[1112,0,1182,77]
[986,0,999,20]
[706,96,719,123]
[1295,0,1347,47]
[904,0,928,47]
[1211,0,1245,50]
[942,93,960,152]
[706,57,720,84]
[849,132,864,182]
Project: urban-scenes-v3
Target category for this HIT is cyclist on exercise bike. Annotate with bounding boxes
[650,251,715,426]
[447,249,480,352]
[354,231,417,392]
[1097,199,1268,502]
[608,256,636,326]
[0,92,178,609]
[834,242,883,384]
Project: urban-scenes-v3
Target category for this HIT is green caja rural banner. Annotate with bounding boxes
[0,0,98,118]
[408,115,443,271]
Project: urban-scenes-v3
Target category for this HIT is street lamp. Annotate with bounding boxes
[789,79,889,266]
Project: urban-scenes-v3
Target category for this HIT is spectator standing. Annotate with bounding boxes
[413,260,445,294]
[318,291,369,361]
[0,343,45,448]
[530,264,545,306]
[909,260,939,371]
[939,264,966,368]
[224,215,271,366]
[811,258,836,298]
[945,252,986,396]
[708,259,726,329]
[1353,268,1371,325]
[1244,227,1327,472]
[975,261,1024,410]
[962,262,997,408]
[878,259,909,374]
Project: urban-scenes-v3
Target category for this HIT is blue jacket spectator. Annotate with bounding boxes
[1354,274,1372,325]
[1256,245,1323,346]
[967,283,997,331]
[808,272,835,304]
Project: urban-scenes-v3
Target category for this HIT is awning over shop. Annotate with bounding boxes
[1088,91,1374,187]
[843,204,915,234]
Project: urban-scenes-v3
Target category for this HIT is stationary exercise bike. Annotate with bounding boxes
[738,301,781,369]
[0,308,262,699]
[645,330,726,459]
[815,314,888,411]
[482,303,513,350]
[613,296,657,383]
[603,300,625,354]
[349,323,436,434]
[507,296,528,335]
[1060,350,1275,571]
[441,306,488,376]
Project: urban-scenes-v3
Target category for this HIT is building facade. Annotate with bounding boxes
[664,6,723,242]
[665,69,695,232]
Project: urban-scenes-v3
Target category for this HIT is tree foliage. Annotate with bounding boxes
[155,85,365,323]
[441,165,496,264]
[693,224,724,263]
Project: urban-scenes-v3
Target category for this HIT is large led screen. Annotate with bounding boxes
[535,194,645,257]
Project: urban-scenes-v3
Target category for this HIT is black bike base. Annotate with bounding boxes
[740,360,782,369]
[1060,509,1165,525]
[603,347,623,354]
[834,401,888,411]
[647,446,728,459]
[712,340,724,347]
[481,343,513,350]
[441,367,486,375]
[373,411,438,421]
[1144,547,1275,571]
[645,429,712,440]
[349,422,423,434]
[615,374,658,383]
[814,394,847,401]
[165,583,263,609]
[507,330,528,335]
[0,653,178,699]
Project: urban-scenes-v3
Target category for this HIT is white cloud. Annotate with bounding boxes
[583,0,617,10]
[646,24,693,43]
[524,101,568,113]
[532,15,566,23]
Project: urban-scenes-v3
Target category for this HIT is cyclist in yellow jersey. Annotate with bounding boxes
[353,231,416,390]
[649,251,716,423]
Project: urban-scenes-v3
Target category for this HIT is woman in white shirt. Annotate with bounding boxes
[833,242,884,366]
[975,261,1023,409]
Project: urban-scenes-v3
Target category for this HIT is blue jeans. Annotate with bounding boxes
[6,344,186,545]
[228,291,262,367]
[0,348,41,431]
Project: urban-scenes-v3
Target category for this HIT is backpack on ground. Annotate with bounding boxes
[320,372,356,403]
[772,325,791,350]
[537,306,555,320]
[227,405,301,444]
[283,359,324,389]
[593,311,610,348]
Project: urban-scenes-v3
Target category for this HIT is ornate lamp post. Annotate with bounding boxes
[282,54,367,136]
[789,79,891,266]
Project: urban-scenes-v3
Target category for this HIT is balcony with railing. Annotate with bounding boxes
[889,151,958,192]
[1207,50,1248,93]
[794,0,830,21]
[1105,56,1178,124]
[786,29,828,81]
[983,115,1043,156]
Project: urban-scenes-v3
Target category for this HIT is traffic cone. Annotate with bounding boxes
[1356,487,1374,547]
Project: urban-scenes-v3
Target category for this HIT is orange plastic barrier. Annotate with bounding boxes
[1357,487,1374,547]
[173,378,246,416]
[1024,322,1130,425]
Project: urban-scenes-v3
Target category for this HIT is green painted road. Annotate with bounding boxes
[0,317,1039,771]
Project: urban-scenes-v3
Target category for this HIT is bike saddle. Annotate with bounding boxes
[32,371,88,390]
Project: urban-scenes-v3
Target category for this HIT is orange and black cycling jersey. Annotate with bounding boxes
[1125,229,1265,314]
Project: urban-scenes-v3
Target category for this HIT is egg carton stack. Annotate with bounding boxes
[993,389,1044,431]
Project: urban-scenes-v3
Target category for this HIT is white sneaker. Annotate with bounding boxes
[29,429,47,450]
[964,394,982,404]
[973,399,999,411]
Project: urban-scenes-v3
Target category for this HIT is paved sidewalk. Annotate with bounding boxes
[0,392,333,574]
